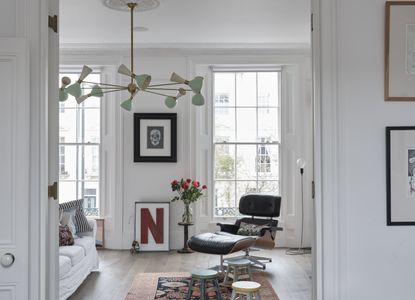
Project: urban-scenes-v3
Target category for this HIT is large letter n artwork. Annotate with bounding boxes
[141,208,164,244]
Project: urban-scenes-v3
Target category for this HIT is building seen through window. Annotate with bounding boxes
[213,71,280,217]
[58,73,101,216]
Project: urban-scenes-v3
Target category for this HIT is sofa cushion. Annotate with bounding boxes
[59,256,72,279]
[59,199,93,233]
[236,221,269,236]
[59,245,85,266]
[74,236,95,255]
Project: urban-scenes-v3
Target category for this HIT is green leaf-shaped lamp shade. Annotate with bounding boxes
[120,99,132,111]
[189,76,203,94]
[135,74,151,90]
[66,82,82,98]
[91,85,103,97]
[165,96,177,108]
[192,93,205,106]
[59,89,68,102]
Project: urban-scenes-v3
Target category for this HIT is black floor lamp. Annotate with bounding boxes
[286,158,311,255]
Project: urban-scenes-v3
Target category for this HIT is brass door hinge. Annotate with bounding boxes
[48,182,58,200]
[48,15,58,33]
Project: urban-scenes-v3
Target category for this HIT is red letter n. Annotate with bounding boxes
[140,208,164,244]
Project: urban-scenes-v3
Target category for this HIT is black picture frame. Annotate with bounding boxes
[134,113,177,162]
[386,126,415,225]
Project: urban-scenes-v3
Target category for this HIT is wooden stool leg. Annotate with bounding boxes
[233,266,239,282]
[248,265,253,281]
[200,279,206,300]
[247,292,253,300]
[186,278,194,300]
[230,289,237,300]
[214,278,222,300]
[255,291,262,300]
[223,265,230,285]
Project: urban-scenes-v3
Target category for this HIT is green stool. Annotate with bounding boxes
[223,259,253,286]
[231,281,262,300]
[186,269,222,300]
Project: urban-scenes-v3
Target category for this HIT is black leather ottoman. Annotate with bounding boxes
[187,232,256,271]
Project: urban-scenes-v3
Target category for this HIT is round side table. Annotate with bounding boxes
[178,222,194,253]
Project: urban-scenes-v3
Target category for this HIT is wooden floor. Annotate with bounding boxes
[68,248,312,300]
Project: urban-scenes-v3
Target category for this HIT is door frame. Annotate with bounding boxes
[40,0,344,299]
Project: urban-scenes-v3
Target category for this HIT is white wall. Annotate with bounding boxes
[319,0,415,299]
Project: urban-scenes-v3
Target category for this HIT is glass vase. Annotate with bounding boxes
[182,202,193,223]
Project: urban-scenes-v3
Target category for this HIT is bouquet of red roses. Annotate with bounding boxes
[170,178,207,204]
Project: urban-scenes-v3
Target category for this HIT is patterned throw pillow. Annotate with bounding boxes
[59,225,74,246]
[59,199,92,233]
[237,222,269,236]
[59,208,77,236]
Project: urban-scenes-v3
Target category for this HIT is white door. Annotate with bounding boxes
[0,38,30,299]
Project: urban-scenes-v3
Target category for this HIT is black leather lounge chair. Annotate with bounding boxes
[188,194,282,270]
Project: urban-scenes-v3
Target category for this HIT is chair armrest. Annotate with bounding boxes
[217,223,239,234]
[77,218,97,239]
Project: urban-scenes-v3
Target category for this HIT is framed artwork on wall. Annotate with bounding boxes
[134,113,177,162]
[386,126,415,225]
[134,202,170,251]
[385,1,415,101]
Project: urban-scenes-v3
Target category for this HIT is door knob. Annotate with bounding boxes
[1,253,15,267]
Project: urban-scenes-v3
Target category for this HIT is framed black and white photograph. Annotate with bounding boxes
[134,113,177,162]
[385,2,415,100]
[386,126,415,225]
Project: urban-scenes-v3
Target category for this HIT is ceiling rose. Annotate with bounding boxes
[102,0,159,12]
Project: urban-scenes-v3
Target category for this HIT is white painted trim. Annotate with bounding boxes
[312,0,342,299]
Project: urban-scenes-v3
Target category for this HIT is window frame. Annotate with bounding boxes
[58,70,102,217]
[212,69,282,218]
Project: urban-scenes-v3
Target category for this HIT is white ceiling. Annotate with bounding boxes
[60,0,310,47]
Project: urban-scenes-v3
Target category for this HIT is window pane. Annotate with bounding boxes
[59,181,77,203]
[258,145,279,180]
[214,107,235,142]
[215,144,235,180]
[258,72,279,107]
[59,108,77,143]
[258,108,279,142]
[257,181,279,194]
[236,145,257,180]
[236,108,257,142]
[59,145,77,180]
[236,181,257,201]
[81,181,100,216]
[214,181,236,214]
[214,73,235,106]
[83,145,100,180]
[84,109,100,143]
[236,72,256,107]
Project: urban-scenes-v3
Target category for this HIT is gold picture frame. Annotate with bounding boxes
[385,1,415,101]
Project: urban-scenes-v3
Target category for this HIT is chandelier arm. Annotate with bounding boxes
[142,90,173,98]
[148,82,183,87]
[146,87,192,91]
[81,86,127,90]
[94,88,128,96]
[82,81,126,88]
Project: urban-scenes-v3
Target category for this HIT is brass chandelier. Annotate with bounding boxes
[59,2,204,111]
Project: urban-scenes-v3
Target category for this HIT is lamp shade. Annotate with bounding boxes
[189,76,203,94]
[192,93,205,106]
[296,158,306,169]
[76,94,89,104]
[118,64,133,77]
[91,85,103,97]
[165,96,177,108]
[79,65,93,82]
[120,99,132,111]
[66,82,82,98]
[135,74,151,90]
[59,89,68,102]
[170,72,186,84]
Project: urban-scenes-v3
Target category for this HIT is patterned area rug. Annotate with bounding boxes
[125,272,279,300]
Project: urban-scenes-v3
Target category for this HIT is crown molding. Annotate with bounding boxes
[59,42,311,56]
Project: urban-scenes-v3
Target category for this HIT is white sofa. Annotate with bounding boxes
[59,218,99,300]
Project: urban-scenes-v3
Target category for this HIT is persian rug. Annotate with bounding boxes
[125,271,279,300]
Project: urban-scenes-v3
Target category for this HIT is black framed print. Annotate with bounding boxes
[134,113,177,162]
[386,126,415,225]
